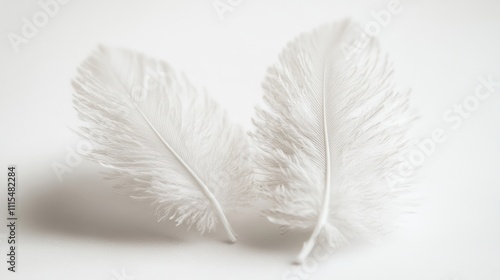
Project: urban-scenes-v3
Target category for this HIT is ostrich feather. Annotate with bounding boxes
[72,46,253,242]
[251,20,414,263]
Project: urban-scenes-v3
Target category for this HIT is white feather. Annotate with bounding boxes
[72,46,254,242]
[251,20,414,263]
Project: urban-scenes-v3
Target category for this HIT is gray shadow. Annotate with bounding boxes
[227,206,311,253]
[22,169,196,243]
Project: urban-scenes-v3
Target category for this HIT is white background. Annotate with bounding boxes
[1,0,500,279]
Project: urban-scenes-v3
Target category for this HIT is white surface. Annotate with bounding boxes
[1,0,500,279]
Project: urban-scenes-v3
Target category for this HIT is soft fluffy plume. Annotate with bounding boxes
[72,46,254,242]
[251,20,415,263]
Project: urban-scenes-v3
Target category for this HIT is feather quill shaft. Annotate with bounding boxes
[297,64,333,263]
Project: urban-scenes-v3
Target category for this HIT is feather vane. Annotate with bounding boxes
[72,47,253,242]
